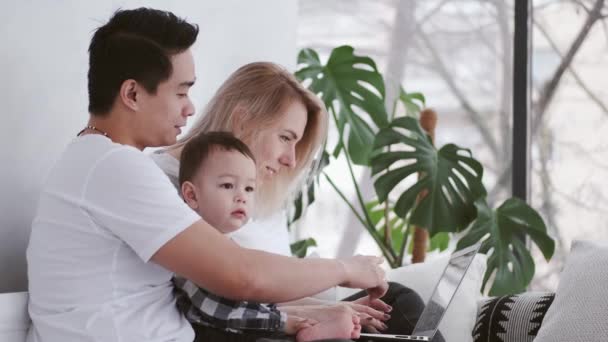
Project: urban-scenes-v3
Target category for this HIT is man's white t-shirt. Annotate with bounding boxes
[26,135,201,342]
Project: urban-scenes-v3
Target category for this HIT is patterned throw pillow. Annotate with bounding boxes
[473,292,554,342]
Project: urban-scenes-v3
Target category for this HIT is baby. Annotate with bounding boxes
[174,131,360,341]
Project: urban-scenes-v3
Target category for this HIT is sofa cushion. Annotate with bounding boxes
[534,240,608,342]
[473,292,554,342]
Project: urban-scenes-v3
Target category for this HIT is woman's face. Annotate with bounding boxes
[251,99,308,183]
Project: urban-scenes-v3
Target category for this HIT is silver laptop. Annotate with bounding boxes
[358,243,482,341]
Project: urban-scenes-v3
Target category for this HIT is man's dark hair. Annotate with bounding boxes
[179,132,256,186]
[88,7,199,115]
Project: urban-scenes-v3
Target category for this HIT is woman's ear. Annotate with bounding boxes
[181,181,199,210]
[119,79,139,111]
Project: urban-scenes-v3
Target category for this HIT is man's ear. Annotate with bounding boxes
[119,79,139,111]
[181,181,199,210]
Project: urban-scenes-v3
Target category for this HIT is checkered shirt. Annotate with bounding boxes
[173,276,287,333]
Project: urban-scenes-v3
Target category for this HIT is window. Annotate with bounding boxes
[530,0,608,291]
[296,0,516,259]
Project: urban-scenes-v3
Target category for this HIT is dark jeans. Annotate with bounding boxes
[192,283,443,342]
[344,283,445,342]
[191,325,349,342]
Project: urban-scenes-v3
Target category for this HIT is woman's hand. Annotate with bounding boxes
[352,295,392,313]
[338,255,389,299]
[345,296,392,333]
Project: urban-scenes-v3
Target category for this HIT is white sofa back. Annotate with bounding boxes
[0,292,29,342]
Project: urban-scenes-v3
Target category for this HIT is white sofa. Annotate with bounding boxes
[0,255,485,342]
[0,292,29,342]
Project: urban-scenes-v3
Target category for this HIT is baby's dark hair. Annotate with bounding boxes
[179,132,256,186]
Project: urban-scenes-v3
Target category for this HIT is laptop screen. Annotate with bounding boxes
[411,243,481,338]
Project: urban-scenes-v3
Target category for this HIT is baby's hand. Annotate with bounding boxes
[286,315,317,335]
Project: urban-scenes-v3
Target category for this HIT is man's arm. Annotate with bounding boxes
[152,219,387,303]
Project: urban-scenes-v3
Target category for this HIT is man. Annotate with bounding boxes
[26,8,387,342]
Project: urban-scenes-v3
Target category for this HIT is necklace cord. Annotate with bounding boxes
[77,125,110,138]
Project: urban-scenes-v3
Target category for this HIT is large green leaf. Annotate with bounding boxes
[288,181,314,226]
[405,230,450,255]
[371,116,486,235]
[429,232,450,252]
[296,46,388,165]
[288,151,330,227]
[290,238,318,258]
[456,198,555,296]
[365,199,407,253]
[398,88,426,118]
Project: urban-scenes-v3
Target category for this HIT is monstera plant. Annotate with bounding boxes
[292,45,555,296]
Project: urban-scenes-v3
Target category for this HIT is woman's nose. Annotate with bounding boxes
[279,146,297,169]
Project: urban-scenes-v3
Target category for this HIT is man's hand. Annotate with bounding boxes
[338,255,388,298]
[366,281,389,301]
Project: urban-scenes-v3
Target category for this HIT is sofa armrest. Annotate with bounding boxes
[0,291,30,342]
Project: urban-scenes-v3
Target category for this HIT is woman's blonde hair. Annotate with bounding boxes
[170,62,328,217]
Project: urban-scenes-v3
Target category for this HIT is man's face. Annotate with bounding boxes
[186,148,257,234]
[136,49,196,148]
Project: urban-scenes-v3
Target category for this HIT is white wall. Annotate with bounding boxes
[0,0,298,293]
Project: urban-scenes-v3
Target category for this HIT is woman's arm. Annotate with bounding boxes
[152,219,387,303]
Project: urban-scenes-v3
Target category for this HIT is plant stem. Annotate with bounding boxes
[324,172,396,265]
[327,103,398,265]
[329,107,373,228]
[344,147,373,227]
[382,98,405,255]
[398,212,414,266]
[384,201,391,246]
[322,172,367,228]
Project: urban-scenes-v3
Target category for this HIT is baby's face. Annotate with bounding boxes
[188,149,256,234]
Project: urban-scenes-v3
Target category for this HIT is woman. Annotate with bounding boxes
[153,62,437,341]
